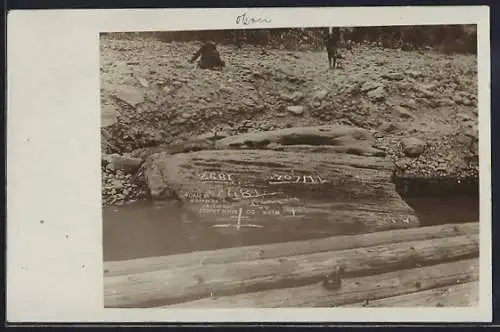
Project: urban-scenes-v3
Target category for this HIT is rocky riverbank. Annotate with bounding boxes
[101,36,478,207]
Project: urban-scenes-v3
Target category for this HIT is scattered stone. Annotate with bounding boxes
[103,154,143,173]
[361,81,382,93]
[367,86,386,101]
[113,85,145,107]
[457,113,473,122]
[414,84,435,98]
[439,98,455,106]
[197,130,230,141]
[469,141,479,156]
[344,84,360,95]
[453,94,463,104]
[219,86,234,94]
[287,105,305,115]
[291,91,305,102]
[267,142,281,149]
[394,105,413,119]
[312,89,328,100]
[402,98,417,109]
[378,122,398,133]
[382,72,404,81]
[401,137,426,157]
[455,133,474,147]
[406,70,423,79]
[101,103,119,127]
[111,178,124,189]
[135,75,149,88]
[462,98,473,106]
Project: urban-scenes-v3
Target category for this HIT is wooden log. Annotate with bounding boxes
[346,281,479,307]
[104,222,478,277]
[104,234,479,308]
[164,259,479,308]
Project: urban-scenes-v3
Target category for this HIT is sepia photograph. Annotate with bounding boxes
[6,5,491,323]
[101,24,481,309]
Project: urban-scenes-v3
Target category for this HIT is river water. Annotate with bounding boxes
[103,192,479,262]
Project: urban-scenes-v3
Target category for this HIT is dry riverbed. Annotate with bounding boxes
[100,37,478,207]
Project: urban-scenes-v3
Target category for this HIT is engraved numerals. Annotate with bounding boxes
[200,172,234,182]
[268,174,328,184]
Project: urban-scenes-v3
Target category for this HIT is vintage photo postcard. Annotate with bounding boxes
[7,6,491,323]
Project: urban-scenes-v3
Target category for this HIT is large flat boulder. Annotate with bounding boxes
[143,146,419,234]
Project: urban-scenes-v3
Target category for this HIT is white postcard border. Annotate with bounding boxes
[6,6,492,323]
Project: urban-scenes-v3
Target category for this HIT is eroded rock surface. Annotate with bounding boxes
[141,126,419,234]
[215,125,383,156]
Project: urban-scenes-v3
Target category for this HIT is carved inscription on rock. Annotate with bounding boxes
[200,172,235,183]
[181,171,329,228]
[267,173,328,185]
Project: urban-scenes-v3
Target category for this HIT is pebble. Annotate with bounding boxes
[287,106,304,115]
[367,86,386,101]
[313,89,328,100]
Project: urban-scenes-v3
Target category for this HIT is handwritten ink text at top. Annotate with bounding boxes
[236,12,272,26]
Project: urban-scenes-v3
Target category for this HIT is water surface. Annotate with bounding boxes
[103,194,479,261]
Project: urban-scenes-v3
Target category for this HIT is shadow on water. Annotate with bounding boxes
[394,176,479,227]
[103,177,479,262]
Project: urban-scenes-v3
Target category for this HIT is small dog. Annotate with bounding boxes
[325,33,341,69]
[334,52,344,69]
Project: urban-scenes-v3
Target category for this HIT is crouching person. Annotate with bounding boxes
[190,40,226,70]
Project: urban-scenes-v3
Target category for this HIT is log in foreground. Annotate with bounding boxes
[104,222,478,277]
[347,281,479,308]
[164,258,478,308]
[142,125,419,235]
[104,233,479,308]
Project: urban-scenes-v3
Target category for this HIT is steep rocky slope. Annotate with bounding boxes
[100,36,478,206]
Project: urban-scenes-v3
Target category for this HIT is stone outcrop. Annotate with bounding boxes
[142,125,419,234]
[215,125,385,156]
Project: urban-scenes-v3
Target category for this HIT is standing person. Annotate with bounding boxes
[325,28,341,69]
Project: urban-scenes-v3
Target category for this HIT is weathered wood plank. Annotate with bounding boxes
[104,234,479,308]
[347,281,479,307]
[162,258,479,308]
[104,222,478,277]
